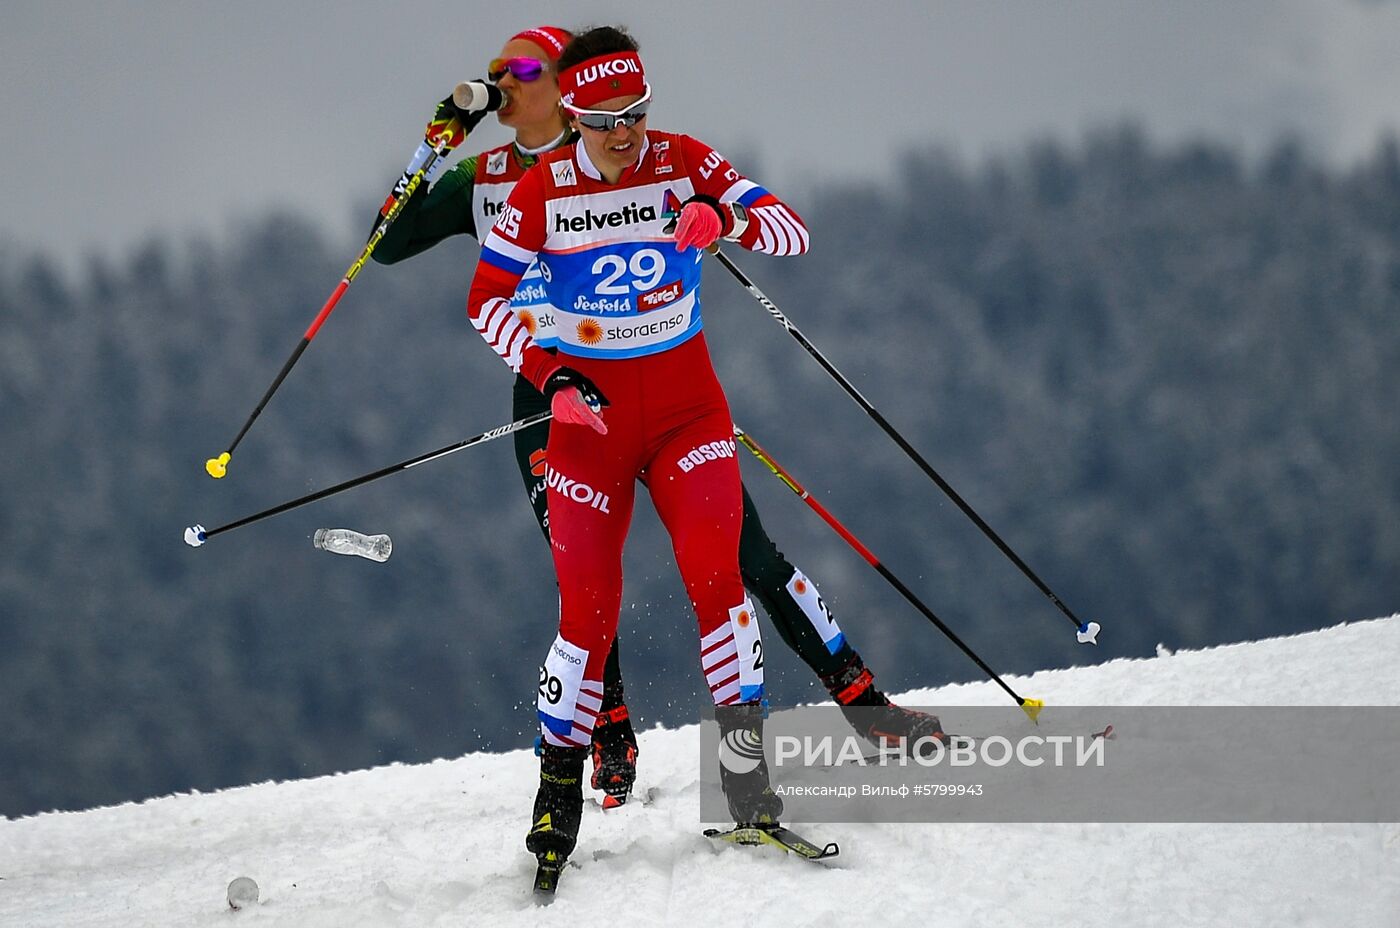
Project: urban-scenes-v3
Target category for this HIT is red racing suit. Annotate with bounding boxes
[466,130,809,746]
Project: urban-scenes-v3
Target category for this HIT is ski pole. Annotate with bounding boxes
[204,102,483,481]
[186,411,552,547]
[715,248,1099,647]
[734,425,1043,721]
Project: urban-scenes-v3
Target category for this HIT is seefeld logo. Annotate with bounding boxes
[574,294,632,313]
[545,465,612,513]
[514,282,548,302]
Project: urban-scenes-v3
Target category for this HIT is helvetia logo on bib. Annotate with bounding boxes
[555,202,657,233]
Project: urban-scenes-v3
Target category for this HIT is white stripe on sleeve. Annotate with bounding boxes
[482,231,536,268]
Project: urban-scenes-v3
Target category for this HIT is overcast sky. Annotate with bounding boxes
[6,0,1400,272]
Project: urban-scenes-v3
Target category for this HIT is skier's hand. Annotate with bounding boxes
[667,195,748,251]
[424,84,499,152]
[372,88,498,224]
[542,368,609,435]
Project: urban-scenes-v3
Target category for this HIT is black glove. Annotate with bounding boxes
[541,367,610,412]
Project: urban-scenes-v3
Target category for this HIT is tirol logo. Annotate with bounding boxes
[574,57,642,87]
[545,465,612,513]
[677,439,737,473]
[555,202,657,233]
[638,280,682,311]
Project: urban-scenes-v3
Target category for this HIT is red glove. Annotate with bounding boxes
[673,199,723,251]
[669,195,751,251]
[542,368,608,435]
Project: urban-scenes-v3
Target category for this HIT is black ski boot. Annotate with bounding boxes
[527,744,586,900]
[715,702,784,826]
[821,654,949,757]
[590,701,639,809]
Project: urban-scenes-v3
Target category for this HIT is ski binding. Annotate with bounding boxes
[704,823,839,861]
[532,850,565,902]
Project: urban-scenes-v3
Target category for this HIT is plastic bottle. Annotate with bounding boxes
[453,80,507,113]
[312,528,392,562]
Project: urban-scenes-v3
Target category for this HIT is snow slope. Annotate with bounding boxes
[3,617,1399,928]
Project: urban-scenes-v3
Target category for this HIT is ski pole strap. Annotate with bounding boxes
[596,705,630,727]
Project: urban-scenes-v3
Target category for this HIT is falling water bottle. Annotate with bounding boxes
[312,528,392,562]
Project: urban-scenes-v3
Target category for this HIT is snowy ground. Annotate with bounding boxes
[3,617,1399,927]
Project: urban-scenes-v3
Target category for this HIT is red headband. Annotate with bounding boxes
[511,26,571,61]
[559,51,647,110]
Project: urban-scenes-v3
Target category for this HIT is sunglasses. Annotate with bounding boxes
[488,57,548,82]
[567,86,653,131]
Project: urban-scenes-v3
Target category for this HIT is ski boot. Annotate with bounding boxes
[715,702,784,826]
[822,654,949,758]
[590,700,639,808]
[527,743,586,900]
[706,704,843,859]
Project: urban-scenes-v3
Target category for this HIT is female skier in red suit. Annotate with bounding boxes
[464,26,811,875]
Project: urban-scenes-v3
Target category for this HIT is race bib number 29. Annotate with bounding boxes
[537,633,588,737]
